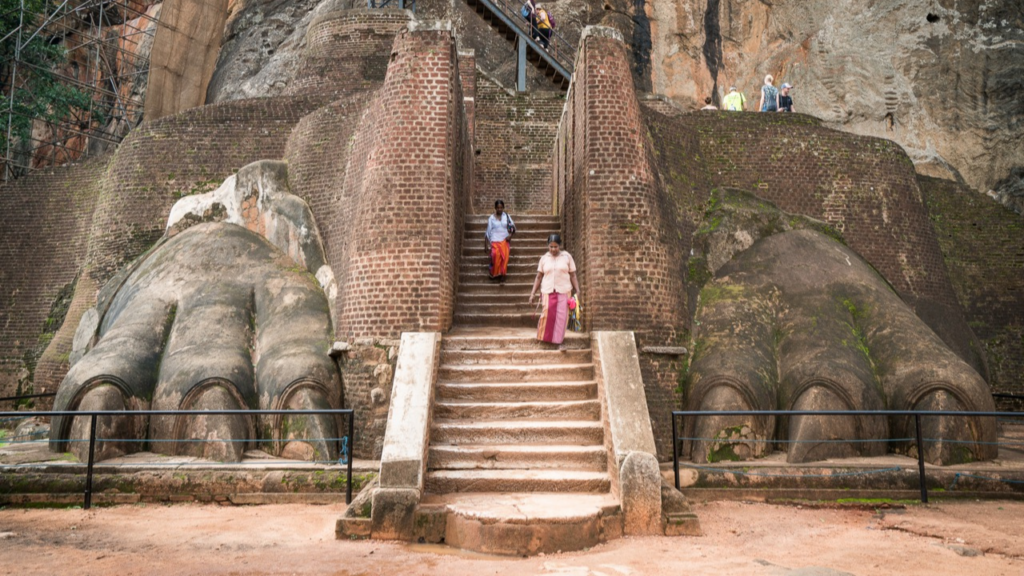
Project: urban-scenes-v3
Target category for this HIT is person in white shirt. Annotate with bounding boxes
[484,199,516,281]
[528,233,580,344]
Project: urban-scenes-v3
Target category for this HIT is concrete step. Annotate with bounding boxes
[459,259,540,274]
[425,469,610,494]
[458,282,533,294]
[428,445,608,471]
[440,349,592,365]
[454,292,542,306]
[417,492,620,555]
[431,420,603,445]
[455,302,538,315]
[465,217,560,230]
[438,363,595,383]
[454,312,538,328]
[464,231,561,243]
[434,399,601,421]
[458,271,537,284]
[442,330,590,351]
[437,381,597,402]
[463,247,548,258]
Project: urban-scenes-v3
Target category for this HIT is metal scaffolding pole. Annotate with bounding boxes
[2,0,160,183]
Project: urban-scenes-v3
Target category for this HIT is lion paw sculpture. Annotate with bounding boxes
[684,190,997,466]
[50,161,342,463]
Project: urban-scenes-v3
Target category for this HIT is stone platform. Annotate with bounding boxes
[0,440,377,506]
[668,423,1024,501]
[419,493,622,556]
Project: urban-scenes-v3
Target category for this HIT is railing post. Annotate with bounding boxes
[914,413,928,503]
[672,412,681,491]
[346,411,354,505]
[84,413,97,510]
[517,36,527,92]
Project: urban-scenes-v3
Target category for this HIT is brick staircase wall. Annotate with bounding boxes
[472,75,563,215]
[286,9,411,98]
[0,159,108,399]
[918,176,1024,398]
[553,28,689,458]
[284,26,473,456]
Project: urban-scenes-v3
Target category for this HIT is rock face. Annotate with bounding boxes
[646,0,1024,210]
[206,0,364,103]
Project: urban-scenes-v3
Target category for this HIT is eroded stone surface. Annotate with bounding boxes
[50,221,342,462]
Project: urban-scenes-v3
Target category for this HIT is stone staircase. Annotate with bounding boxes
[417,215,623,554]
[455,215,560,328]
[421,327,620,555]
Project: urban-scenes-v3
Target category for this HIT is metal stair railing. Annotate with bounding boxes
[367,0,416,13]
[466,0,575,90]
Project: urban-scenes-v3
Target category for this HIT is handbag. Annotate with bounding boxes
[505,213,516,235]
[520,4,530,18]
[568,295,582,332]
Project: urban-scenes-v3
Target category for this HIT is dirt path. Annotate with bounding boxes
[0,500,1021,575]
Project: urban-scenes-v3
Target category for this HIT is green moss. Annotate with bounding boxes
[835,498,920,505]
[698,283,746,308]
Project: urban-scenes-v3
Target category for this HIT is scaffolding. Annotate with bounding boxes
[1,0,160,182]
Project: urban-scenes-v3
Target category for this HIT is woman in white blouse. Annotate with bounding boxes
[528,233,580,344]
[484,199,515,281]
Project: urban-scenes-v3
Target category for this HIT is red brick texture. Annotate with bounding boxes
[283,25,472,456]
[472,76,563,215]
[291,26,471,342]
[286,9,411,98]
[642,105,984,375]
[918,176,1024,403]
[553,29,689,457]
[0,159,108,399]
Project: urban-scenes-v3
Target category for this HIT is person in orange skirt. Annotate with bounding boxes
[528,233,580,345]
[484,199,515,281]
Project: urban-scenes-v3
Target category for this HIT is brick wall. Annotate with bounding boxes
[472,75,562,215]
[285,24,472,456]
[642,106,984,375]
[553,28,689,458]
[918,176,1024,402]
[286,9,411,98]
[0,159,108,399]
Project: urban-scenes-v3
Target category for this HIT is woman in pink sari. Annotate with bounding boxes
[528,234,580,345]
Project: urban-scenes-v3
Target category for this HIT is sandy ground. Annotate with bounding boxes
[0,500,1021,576]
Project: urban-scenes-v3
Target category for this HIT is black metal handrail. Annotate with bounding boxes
[471,0,575,82]
[0,392,56,404]
[671,409,1020,504]
[492,0,575,72]
[367,0,416,14]
[0,408,355,509]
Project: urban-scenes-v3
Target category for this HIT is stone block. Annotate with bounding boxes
[378,332,441,491]
[619,451,662,535]
[593,331,663,535]
[664,512,703,537]
[412,505,447,543]
[336,517,372,540]
[370,488,420,540]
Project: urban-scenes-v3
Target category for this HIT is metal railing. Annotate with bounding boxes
[466,0,575,89]
[671,409,1021,504]
[489,0,575,72]
[0,392,56,405]
[367,0,416,14]
[0,408,355,509]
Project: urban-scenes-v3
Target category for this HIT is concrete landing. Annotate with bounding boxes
[420,492,622,556]
[0,441,376,506]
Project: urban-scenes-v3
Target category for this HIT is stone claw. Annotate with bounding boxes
[686,227,997,465]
